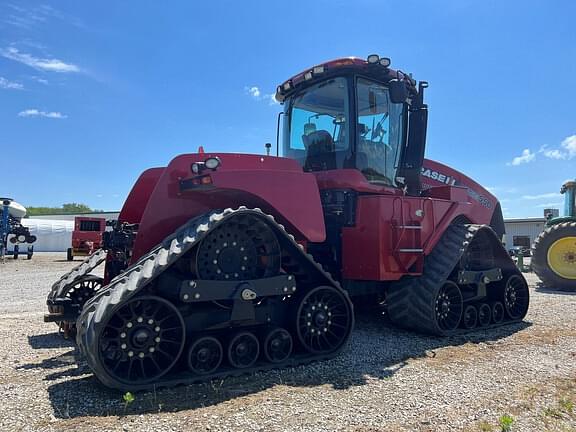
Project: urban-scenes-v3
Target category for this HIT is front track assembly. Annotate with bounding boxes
[76,208,354,391]
[387,224,530,335]
[45,249,107,336]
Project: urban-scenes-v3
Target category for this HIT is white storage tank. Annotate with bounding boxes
[11,219,74,252]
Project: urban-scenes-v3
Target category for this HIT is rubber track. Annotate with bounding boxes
[47,248,107,302]
[387,224,529,335]
[76,207,353,391]
[532,221,576,290]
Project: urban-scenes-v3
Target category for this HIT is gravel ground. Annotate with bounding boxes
[0,253,575,432]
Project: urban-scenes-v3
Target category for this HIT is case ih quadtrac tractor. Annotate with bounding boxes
[45,55,529,391]
[532,180,576,290]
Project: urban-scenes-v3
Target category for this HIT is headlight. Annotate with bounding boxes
[191,163,201,174]
[204,157,221,170]
[367,54,380,64]
[379,57,391,67]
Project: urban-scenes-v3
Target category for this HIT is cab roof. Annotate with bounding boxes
[275,56,419,103]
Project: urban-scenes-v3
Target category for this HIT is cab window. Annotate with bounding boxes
[283,78,350,171]
[356,78,404,185]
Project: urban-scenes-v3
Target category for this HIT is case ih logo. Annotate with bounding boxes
[421,167,493,209]
[421,168,457,186]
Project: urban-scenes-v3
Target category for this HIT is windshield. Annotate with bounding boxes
[283,77,351,171]
[356,78,404,185]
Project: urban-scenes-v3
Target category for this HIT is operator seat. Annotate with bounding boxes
[303,130,337,171]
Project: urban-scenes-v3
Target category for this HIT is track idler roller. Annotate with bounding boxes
[263,328,293,363]
[187,336,223,375]
[491,301,505,324]
[66,276,103,310]
[461,305,478,329]
[98,296,186,385]
[434,281,463,333]
[296,286,353,354]
[503,275,530,320]
[477,303,492,327]
[227,332,260,369]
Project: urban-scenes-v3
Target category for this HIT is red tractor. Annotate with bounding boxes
[45,55,529,391]
[67,216,106,261]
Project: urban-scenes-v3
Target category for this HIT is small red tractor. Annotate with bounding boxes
[46,55,529,391]
[67,216,106,261]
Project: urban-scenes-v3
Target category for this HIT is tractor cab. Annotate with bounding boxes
[561,180,576,220]
[276,55,429,195]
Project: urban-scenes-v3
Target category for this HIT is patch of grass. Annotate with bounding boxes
[543,406,563,419]
[498,414,514,432]
[559,397,574,414]
[122,391,135,415]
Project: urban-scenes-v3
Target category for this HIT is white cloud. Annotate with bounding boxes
[540,134,576,160]
[18,109,67,119]
[507,149,535,166]
[245,86,261,98]
[543,149,566,159]
[0,76,23,90]
[30,76,48,85]
[268,93,279,105]
[561,135,576,158]
[245,86,279,106]
[1,47,79,73]
[521,192,561,200]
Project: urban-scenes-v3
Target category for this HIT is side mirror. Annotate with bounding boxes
[388,79,408,104]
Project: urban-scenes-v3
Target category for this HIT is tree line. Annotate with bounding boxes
[26,203,105,216]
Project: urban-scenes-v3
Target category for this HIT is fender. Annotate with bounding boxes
[421,159,504,238]
[118,167,165,224]
[130,153,325,262]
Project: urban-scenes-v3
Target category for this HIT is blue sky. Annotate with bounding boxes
[1,0,574,218]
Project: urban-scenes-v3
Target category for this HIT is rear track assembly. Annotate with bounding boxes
[387,224,529,336]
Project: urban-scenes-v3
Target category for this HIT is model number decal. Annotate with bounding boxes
[421,167,493,209]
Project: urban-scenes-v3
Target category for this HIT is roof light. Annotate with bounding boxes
[379,57,391,67]
[367,54,380,64]
[313,66,324,74]
[204,157,221,170]
[282,81,292,91]
[304,71,313,80]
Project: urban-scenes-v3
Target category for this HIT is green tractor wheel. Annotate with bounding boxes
[532,222,576,291]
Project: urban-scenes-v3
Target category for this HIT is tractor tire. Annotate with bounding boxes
[67,248,73,262]
[532,222,576,291]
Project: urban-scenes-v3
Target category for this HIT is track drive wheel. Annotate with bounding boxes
[532,222,576,291]
[296,286,353,354]
[97,296,185,386]
[195,213,281,281]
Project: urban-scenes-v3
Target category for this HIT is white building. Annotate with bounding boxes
[504,218,546,248]
[31,211,120,221]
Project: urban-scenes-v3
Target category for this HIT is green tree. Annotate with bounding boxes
[26,203,100,216]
